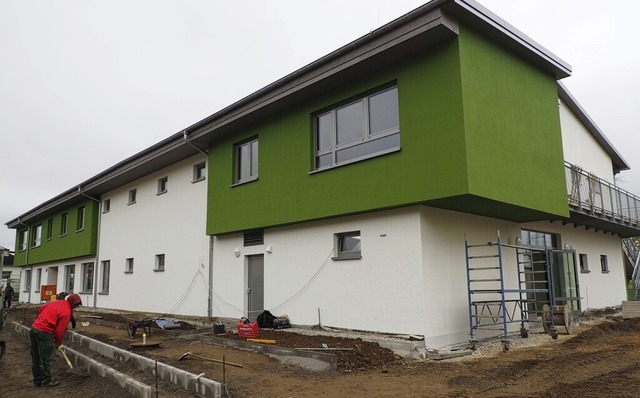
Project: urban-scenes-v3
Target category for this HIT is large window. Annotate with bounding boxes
[82,262,94,293]
[234,138,258,184]
[314,86,399,170]
[101,260,110,294]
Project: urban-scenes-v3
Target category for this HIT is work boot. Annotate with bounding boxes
[42,380,60,387]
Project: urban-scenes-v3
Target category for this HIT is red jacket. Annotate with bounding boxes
[32,300,72,346]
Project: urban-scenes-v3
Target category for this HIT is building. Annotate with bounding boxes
[5,0,640,348]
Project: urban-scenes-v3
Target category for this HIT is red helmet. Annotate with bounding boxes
[66,293,82,309]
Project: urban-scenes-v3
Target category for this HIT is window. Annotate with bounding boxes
[333,231,362,260]
[64,265,75,293]
[81,262,94,292]
[18,229,27,251]
[24,269,32,292]
[46,219,53,240]
[125,258,134,274]
[76,206,85,231]
[579,253,589,273]
[154,254,165,272]
[128,189,137,205]
[35,268,42,292]
[193,162,206,182]
[600,255,609,273]
[234,138,258,184]
[314,86,399,170]
[61,213,68,236]
[157,177,168,195]
[31,224,42,247]
[102,199,111,213]
[244,230,264,246]
[100,260,110,294]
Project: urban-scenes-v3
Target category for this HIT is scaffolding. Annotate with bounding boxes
[465,232,558,351]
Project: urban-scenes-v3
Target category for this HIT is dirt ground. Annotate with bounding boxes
[2,306,640,397]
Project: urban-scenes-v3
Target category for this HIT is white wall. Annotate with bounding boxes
[213,207,426,334]
[97,154,210,316]
[559,100,615,182]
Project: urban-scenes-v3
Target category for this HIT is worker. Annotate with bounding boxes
[30,293,82,387]
[3,282,14,308]
[55,292,76,329]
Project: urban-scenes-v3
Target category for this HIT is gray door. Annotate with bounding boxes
[247,255,264,321]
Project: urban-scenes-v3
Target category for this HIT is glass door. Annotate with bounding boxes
[549,250,580,311]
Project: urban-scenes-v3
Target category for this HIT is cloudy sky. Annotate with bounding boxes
[1,0,638,249]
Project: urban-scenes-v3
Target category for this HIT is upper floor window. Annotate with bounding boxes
[19,229,27,251]
[125,257,134,274]
[157,177,168,195]
[60,213,68,236]
[128,189,137,205]
[46,219,53,240]
[600,255,609,273]
[102,199,111,213]
[193,162,206,182]
[234,138,259,184]
[314,86,399,170]
[31,224,42,247]
[154,254,166,272]
[579,253,589,273]
[76,206,85,231]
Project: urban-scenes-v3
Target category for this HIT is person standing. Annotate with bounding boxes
[3,282,14,308]
[30,293,82,387]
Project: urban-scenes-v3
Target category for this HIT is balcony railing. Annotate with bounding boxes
[565,161,640,229]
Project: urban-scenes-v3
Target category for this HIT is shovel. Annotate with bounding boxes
[57,346,73,369]
[178,351,243,368]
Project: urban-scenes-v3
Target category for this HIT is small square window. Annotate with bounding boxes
[233,138,258,185]
[579,253,589,273]
[154,254,165,272]
[103,199,111,213]
[333,231,362,260]
[600,255,609,273]
[193,162,206,182]
[125,258,134,274]
[157,177,168,195]
[128,189,137,205]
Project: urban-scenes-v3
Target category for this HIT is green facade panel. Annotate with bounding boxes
[13,199,98,266]
[207,27,569,235]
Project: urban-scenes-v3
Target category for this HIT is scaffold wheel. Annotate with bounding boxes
[501,340,510,352]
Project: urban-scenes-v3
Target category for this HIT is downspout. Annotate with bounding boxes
[208,235,214,318]
[17,218,31,304]
[78,186,101,310]
[183,130,209,156]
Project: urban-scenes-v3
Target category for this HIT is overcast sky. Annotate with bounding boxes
[1,0,638,250]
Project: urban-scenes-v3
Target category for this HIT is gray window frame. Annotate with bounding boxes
[193,162,206,182]
[128,189,137,205]
[81,262,94,293]
[125,258,134,274]
[157,176,168,195]
[154,254,166,272]
[332,231,362,261]
[600,255,609,273]
[233,138,259,185]
[100,260,110,294]
[314,85,400,171]
[579,253,590,273]
[76,206,85,231]
[102,199,111,213]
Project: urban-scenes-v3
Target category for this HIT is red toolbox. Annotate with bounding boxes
[237,321,259,338]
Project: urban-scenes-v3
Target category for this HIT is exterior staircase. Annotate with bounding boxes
[622,238,640,299]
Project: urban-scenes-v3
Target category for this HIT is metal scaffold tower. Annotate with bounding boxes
[465,231,558,351]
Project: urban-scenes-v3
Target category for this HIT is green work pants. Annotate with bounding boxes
[30,328,55,386]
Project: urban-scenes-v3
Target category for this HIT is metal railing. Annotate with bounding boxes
[565,162,640,227]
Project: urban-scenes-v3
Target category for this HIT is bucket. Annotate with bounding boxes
[213,324,226,335]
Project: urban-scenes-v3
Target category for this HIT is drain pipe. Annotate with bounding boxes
[183,130,209,156]
[208,235,214,318]
[17,218,32,304]
[78,186,102,310]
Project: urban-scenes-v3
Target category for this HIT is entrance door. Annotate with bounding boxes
[549,250,581,311]
[246,255,264,321]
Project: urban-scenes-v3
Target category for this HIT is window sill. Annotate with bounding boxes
[231,176,258,187]
[192,177,205,184]
[80,291,92,295]
[102,210,110,214]
[60,234,67,238]
[127,202,136,206]
[76,228,84,233]
[124,271,133,274]
[580,270,591,274]
[331,255,362,261]
[601,271,610,274]
[153,269,165,272]
[156,191,167,196]
[98,291,109,295]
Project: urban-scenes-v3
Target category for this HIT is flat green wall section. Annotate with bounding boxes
[457,25,569,219]
[207,28,568,235]
[13,199,98,266]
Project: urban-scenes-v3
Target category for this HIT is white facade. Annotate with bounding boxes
[97,154,210,316]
